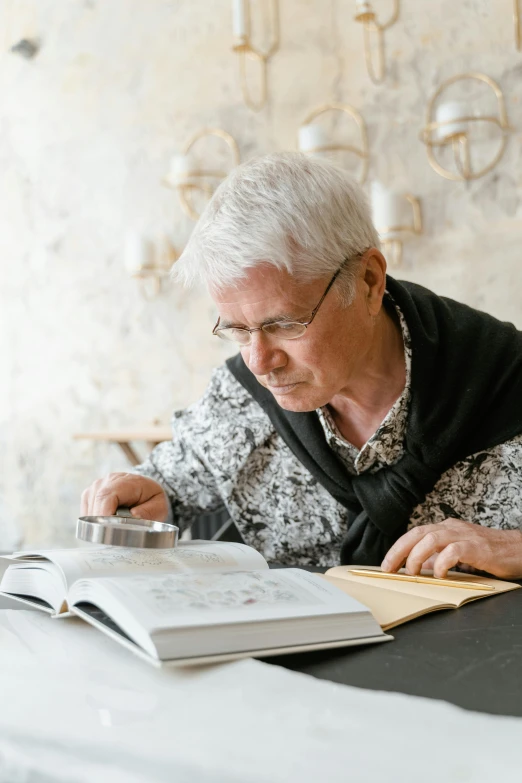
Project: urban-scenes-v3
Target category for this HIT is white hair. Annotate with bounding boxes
[173,151,380,305]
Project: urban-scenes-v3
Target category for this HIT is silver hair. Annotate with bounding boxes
[172,151,380,305]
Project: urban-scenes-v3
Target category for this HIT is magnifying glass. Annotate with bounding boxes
[76,507,179,549]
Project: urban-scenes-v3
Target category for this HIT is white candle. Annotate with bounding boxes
[298,124,328,154]
[435,101,469,142]
[168,153,195,185]
[355,1,374,16]
[124,234,154,275]
[371,182,409,239]
[232,0,248,38]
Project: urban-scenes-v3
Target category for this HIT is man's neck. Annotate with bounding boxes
[327,306,406,449]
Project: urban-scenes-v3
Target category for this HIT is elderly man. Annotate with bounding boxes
[82,153,522,578]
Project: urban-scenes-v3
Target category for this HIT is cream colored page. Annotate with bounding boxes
[321,575,442,629]
[325,566,519,607]
[6,541,268,590]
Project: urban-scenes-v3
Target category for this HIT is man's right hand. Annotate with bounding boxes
[80,473,170,521]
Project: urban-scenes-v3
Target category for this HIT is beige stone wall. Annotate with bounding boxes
[1,0,521,547]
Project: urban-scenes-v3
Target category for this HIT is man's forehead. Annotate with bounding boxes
[214,288,294,308]
[211,265,302,306]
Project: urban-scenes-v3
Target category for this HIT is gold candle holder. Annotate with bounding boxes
[126,236,179,299]
[298,103,370,184]
[354,0,400,85]
[420,73,512,182]
[374,194,422,268]
[232,0,280,111]
[165,128,240,221]
[515,0,521,50]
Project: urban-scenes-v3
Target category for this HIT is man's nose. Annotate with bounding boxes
[243,331,287,377]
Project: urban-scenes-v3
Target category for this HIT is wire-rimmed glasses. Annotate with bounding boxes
[212,255,356,346]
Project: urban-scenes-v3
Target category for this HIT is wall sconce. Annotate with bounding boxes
[232,0,280,111]
[125,234,179,299]
[354,0,400,85]
[297,103,370,184]
[371,182,422,267]
[420,73,511,182]
[165,128,240,221]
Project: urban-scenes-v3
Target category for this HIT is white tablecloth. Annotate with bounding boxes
[0,608,520,783]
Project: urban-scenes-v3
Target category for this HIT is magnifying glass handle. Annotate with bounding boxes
[115,506,134,518]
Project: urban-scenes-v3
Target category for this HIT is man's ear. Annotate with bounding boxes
[362,248,387,316]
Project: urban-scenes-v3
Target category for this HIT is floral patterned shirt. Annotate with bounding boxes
[134,298,522,567]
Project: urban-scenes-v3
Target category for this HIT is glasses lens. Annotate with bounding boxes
[263,322,307,340]
[215,328,251,345]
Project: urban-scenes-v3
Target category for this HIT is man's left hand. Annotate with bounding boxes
[381,518,522,580]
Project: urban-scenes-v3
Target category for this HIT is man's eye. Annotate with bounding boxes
[228,328,250,340]
[216,327,250,343]
[264,322,306,337]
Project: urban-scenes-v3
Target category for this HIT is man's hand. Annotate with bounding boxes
[381,518,522,580]
[81,473,169,521]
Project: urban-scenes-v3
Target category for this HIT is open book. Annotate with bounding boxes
[321,566,520,630]
[0,541,389,666]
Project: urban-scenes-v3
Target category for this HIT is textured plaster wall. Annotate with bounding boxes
[1,0,521,548]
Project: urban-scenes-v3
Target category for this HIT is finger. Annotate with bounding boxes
[130,494,169,521]
[92,474,167,518]
[80,486,91,516]
[92,488,122,517]
[433,541,479,578]
[91,473,137,516]
[381,526,440,572]
[404,530,454,575]
[82,479,104,516]
[420,554,437,570]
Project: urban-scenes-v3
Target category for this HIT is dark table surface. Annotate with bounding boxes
[264,569,522,717]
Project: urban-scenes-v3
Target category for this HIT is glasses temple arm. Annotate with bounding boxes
[308,266,343,322]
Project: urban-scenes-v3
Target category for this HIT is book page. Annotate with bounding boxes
[325,566,519,609]
[321,575,443,630]
[70,568,373,634]
[4,540,268,591]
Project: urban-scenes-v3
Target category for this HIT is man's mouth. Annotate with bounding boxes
[265,382,300,394]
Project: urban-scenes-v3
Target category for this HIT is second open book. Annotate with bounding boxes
[321,566,519,630]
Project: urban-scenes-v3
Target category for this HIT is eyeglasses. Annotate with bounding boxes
[212,255,356,346]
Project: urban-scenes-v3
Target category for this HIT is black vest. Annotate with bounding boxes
[227,277,522,565]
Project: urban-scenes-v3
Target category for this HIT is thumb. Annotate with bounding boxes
[129,494,169,522]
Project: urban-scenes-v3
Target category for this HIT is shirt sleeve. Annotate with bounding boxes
[409,433,522,530]
[132,440,222,532]
[132,374,228,532]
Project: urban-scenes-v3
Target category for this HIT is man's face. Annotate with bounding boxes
[212,261,380,412]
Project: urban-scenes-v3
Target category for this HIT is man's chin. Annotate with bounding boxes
[269,387,321,413]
